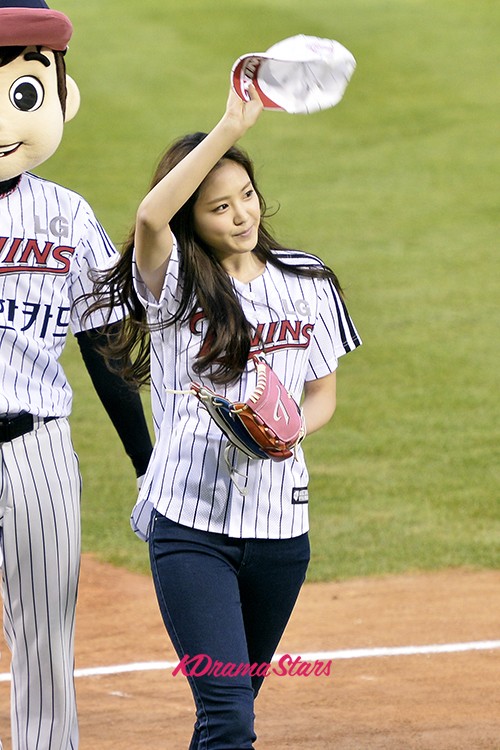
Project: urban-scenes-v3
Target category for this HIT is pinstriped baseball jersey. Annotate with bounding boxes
[132,234,361,541]
[0,172,120,418]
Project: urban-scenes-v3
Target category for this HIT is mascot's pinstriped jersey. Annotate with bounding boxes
[0,172,119,417]
[0,5,152,750]
[131,234,361,541]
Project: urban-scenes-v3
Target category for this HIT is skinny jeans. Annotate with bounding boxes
[149,512,310,750]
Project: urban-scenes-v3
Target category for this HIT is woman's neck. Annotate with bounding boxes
[221,253,266,284]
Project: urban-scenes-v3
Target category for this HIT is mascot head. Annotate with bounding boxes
[0,0,80,181]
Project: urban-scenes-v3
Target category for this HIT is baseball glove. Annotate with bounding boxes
[191,355,305,461]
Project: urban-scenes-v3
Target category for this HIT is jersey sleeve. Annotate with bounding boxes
[69,203,123,333]
[132,231,181,315]
[306,277,362,381]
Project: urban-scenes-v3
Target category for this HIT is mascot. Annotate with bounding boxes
[0,2,152,748]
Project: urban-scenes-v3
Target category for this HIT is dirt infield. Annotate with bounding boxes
[1,557,499,749]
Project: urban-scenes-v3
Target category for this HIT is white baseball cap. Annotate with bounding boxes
[231,34,356,114]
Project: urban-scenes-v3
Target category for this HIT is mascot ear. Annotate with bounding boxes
[64,75,81,122]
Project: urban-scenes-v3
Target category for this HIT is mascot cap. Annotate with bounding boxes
[231,35,356,114]
[0,0,73,51]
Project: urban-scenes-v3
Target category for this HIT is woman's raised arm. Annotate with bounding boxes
[134,85,264,298]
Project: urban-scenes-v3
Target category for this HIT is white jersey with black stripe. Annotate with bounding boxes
[132,234,361,541]
[0,172,120,418]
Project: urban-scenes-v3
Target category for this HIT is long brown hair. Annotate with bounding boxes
[85,133,343,387]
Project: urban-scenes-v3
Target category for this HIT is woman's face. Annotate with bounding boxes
[193,159,261,265]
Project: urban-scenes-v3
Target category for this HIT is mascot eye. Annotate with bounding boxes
[9,76,45,112]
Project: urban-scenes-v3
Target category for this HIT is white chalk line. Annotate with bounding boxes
[0,640,499,683]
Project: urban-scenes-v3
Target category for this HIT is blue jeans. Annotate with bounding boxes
[149,512,310,750]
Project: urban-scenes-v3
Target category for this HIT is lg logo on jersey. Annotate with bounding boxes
[281,298,311,317]
[35,214,70,240]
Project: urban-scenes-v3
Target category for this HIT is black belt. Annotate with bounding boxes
[0,414,57,443]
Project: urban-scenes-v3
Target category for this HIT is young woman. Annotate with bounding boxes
[91,84,361,749]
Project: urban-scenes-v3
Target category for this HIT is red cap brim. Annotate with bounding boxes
[231,57,285,111]
[0,8,73,51]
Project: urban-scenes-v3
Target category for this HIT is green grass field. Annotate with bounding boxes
[42,0,499,579]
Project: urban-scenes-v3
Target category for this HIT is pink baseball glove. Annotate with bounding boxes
[191,355,305,461]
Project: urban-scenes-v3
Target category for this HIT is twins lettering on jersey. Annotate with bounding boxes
[249,319,313,353]
[0,236,75,275]
[190,298,314,356]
